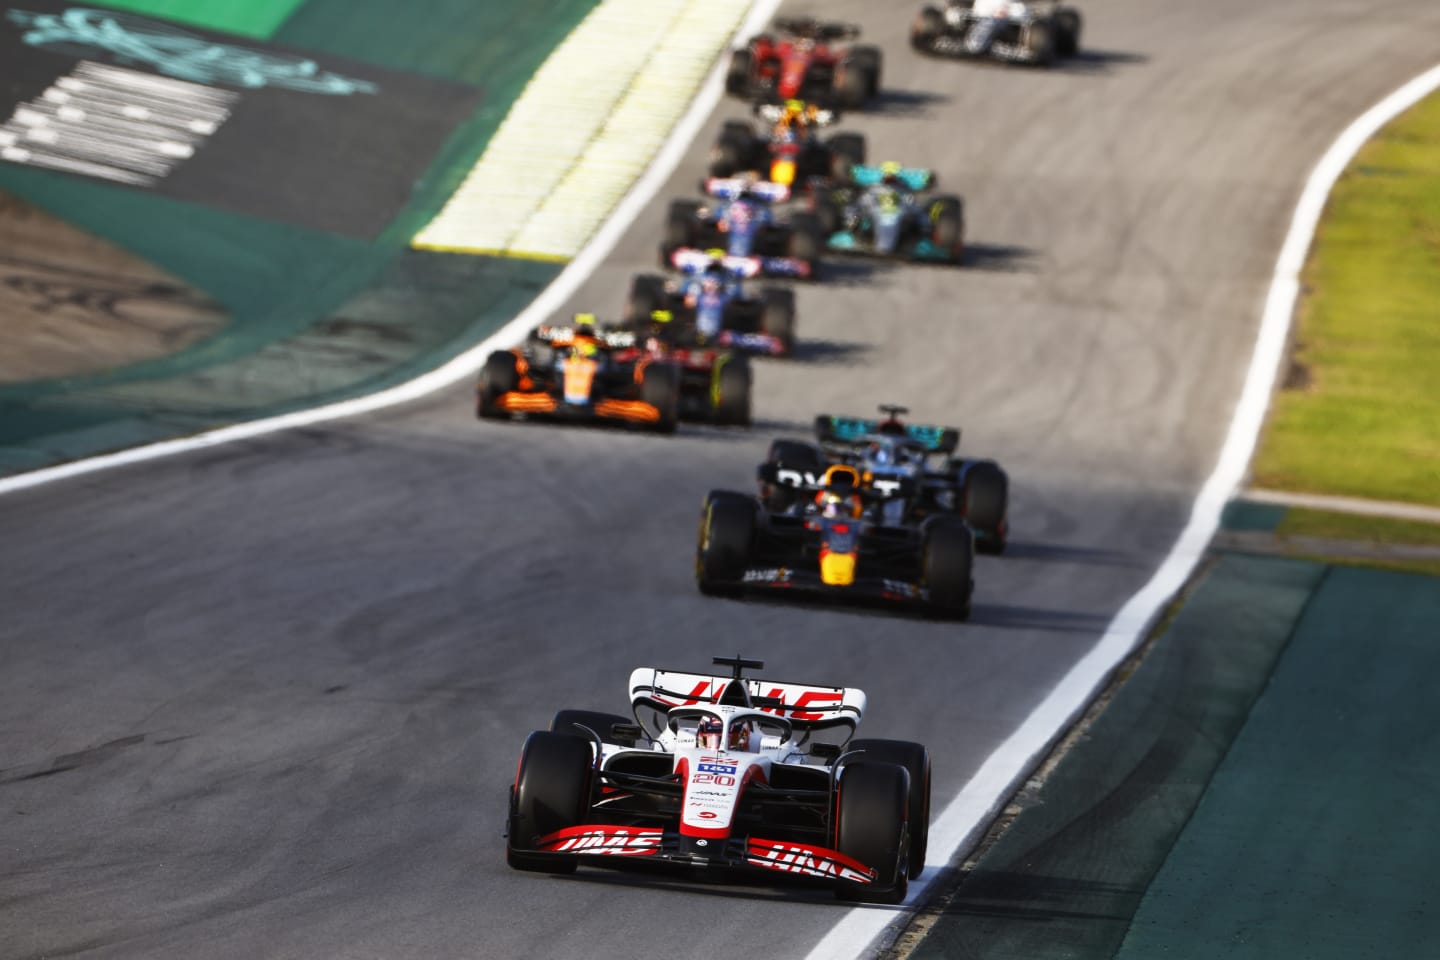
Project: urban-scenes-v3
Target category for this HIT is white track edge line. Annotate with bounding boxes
[0,0,783,498]
[805,59,1440,960]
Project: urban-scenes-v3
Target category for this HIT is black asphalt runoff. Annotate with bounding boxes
[0,1,484,237]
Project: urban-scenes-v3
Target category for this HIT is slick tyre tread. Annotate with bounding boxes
[834,761,910,903]
[507,731,593,873]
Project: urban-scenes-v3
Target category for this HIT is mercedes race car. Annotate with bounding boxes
[506,656,930,904]
[698,458,975,618]
[812,163,965,264]
[663,177,823,280]
[911,0,1082,67]
[725,17,882,110]
[476,318,752,430]
[758,405,1009,553]
[709,100,866,188]
[625,251,796,356]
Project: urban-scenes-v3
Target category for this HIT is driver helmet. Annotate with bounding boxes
[697,715,723,749]
[869,442,893,466]
[820,491,848,518]
[701,260,726,294]
[572,312,598,333]
[729,721,752,752]
[880,160,904,188]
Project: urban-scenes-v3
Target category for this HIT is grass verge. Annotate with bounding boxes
[1251,93,1440,506]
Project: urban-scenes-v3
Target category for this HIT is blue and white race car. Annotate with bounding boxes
[662,177,824,280]
[911,0,1082,67]
[626,250,797,356]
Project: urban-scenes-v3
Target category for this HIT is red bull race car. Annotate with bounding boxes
[709,100,866,188]
[506,656,931,904]
[475,317,752,430]
[725,17,882,110]
[697,459,975,619]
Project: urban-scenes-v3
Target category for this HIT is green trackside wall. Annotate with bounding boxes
[0,0,598,471]
[91,0,305,39]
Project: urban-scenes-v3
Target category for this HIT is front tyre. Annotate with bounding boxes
[834,761,910,903]
[921,517,974,620]
[848,740,931,879]
[696,491,757,595]
[477,351,519,420]
[507,731,594,873]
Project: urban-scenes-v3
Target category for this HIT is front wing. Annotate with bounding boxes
[488,390,663,425]
[536,824,877,886]
[734,565,929,606]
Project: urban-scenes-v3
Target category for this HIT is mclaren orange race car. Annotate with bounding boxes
[476,317,751,432]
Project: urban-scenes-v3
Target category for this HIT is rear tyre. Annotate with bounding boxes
[759,288,796,354]
[724,48,753,96]
[849,45,883,97]
[477,351,519,420]
[911,7,944,50]
[836,62,869,110]
[662,200,702,266]
[625,274,668,328]
[961,460,1008,554]
[640,362,680,433]
[930,195,965,263]
[834,761,910,903]
[696,491,757,595]
[921,517,974,620]
[713,355,752,426]
[826,132,866,182]
[1055,8,1082,57]
[787,213,824,279]
[848,740,931,879]
[761,439,824,512]
[1023,19,1056,67]
[507,731,593,873]
[709,130,751,178]
[551,709,636,747]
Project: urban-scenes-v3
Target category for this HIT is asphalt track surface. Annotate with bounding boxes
[3,2,1439,957]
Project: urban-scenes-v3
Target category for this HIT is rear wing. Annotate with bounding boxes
[703,176,790,203]
[815,414,959,454]
[756,461,916,501]
[531,324,636,349]
[629,667,865,727]
[670,247,761,277]
[850,164,934,192]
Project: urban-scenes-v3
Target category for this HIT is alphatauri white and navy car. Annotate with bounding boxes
[505,657,931,903]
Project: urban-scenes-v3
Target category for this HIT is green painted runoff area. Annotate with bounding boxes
[0,0,600,473]
[92,0,304,39]
[911,554,1320,960]
[910,556,1440,959]
[1115,565,1440,959]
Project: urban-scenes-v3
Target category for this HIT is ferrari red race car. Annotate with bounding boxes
[506,656,931,904]
[725,17,882,110]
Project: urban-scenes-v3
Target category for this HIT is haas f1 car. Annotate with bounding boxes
[476,319,752,430]
[725,18,883,110]
[911,0,1082,67]
[758,405,1010,553]
[697,458,975,619]
[507,656,931,904]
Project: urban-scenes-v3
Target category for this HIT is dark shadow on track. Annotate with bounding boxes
[966,604,1113,633]
[1002,540,1143,568]
[813,258,894,286]
[865,87,952,118]
[964,243,1042,273]
[783,338,875,365]
[1050,50,1152,76]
